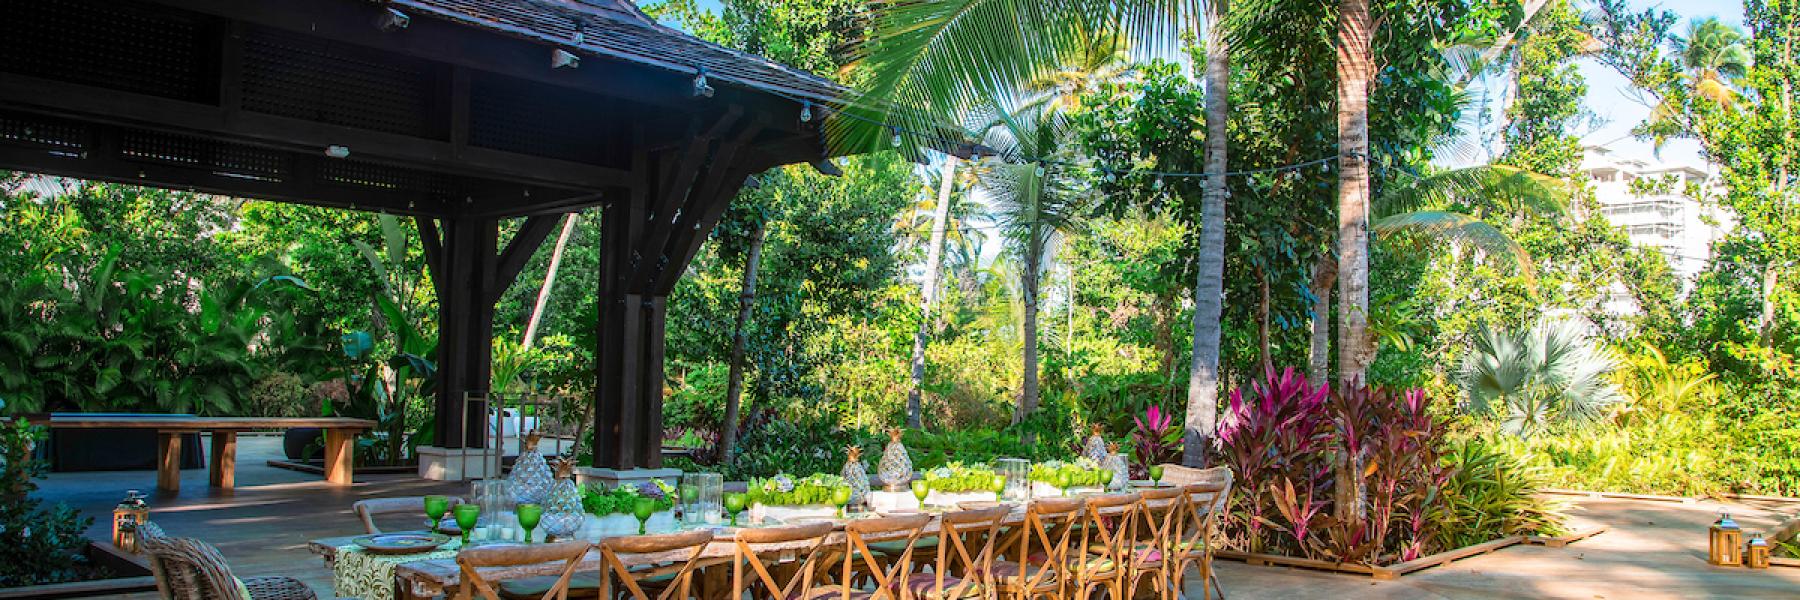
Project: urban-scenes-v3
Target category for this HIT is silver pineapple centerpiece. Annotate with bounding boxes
[507,431,555,505]
[841,445,872,506]
[876,428,913,492]
[1081,424,1109,464]
[540,458,586,541]
[1101,442,1130,490]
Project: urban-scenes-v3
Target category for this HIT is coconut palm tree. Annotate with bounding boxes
[978,105,1088,426]
[1460,319,1626,437]
[1641,18,1751,151]
[1371,164,1573,278]
[1336,0,1376,389]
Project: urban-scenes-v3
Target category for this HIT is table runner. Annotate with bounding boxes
[333,540,463,600]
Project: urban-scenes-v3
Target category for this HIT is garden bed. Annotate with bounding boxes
[0,542,156,599]
[1218,527,1605,580]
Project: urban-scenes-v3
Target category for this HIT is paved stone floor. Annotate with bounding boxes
[32,435,1800,599]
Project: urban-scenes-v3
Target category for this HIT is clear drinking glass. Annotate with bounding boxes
[995,458,1030,502]
[687,473,725,525]
[471,479,514,529]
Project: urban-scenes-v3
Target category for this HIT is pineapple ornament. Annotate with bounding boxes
[1081,424,1109,464]
[1101,443,1130,491]
[877,428,914,492]
[841,446,872,506]
[508,431,555,505]
[539,459,586,542]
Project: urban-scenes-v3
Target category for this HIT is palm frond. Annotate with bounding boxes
[1375,165,1571,217]
[1372,211,1535,282]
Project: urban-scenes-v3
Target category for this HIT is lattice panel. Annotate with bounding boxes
[469,73,610,164]
[0,0,216,103]
[118,130,287,182]
[319,160,461,199]
[0,113,87,153]
[242,26,443,139]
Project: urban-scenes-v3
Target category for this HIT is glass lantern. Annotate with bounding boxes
[112,490,149,553]
[1709,512,1743,566]
[1747,533,1771,569]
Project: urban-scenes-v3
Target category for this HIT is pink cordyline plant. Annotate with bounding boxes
[1131,405,1181,475]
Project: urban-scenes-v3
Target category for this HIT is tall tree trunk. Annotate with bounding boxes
[1336,0,1375,390]
[522,213,579,350]
[1013,247,1043,427]
[1183,0,1230,467]
[1257,265,1272,371]
[1309,257,1336,383]
[718,222,766,466]
[1336,0,1375,524]
[908,159,958,428]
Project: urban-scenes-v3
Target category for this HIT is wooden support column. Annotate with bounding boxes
[156,432,182,493]
[322,428,355,485]
[208,430,239,489]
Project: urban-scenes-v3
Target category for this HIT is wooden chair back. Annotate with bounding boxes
[456,540,591,600]
[1134,486,1186,556]
[598,528,716,600]
[353,496,463,534]
[925,505,1009,597]
[831,514,932,600]
[1074,493,1141,576]
[1007,497,1084,592]
[730,522,836,600]
[1174,482,1229,559]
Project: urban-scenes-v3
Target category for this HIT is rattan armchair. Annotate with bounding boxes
[139,521,322,600]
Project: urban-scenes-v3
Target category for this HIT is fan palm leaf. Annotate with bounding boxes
[1460,320,1626,437]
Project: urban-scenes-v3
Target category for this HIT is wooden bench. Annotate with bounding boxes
[33,415,375,492]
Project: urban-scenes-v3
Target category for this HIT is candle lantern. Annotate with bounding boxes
[112,490,150,553]
[1709,513,1743,566]
[1747,533,1771,569]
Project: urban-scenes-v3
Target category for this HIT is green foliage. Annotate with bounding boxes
[1028,459,1108,487]
[721,414,876,481]
[1459,320,1627,436]
[0,409,95,586]
[1431,439,1566,550]
[746,473,846,506]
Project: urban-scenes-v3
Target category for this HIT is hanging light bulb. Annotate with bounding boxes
[1105,171,1117,183]
[1152,176,1164,190]
[692,69,714,97]
[1035,163,1047,177]
[890,127,903,148]
[799,101,813,123]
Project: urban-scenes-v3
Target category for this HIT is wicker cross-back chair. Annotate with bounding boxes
[138,521,320,600]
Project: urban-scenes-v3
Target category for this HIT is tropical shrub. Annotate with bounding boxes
[1431,439,1566,550]
[1129,404,1182,476]
[720,411,874,481]
[1460,320,1625,436]
[0,407,95,586]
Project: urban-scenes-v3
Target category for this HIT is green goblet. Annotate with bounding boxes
[1148,465,1165,487]
[724,493,747,526]
[423,495,450,533]
[516,503,542,544]
[911,480,930,508]
[1054,472,1072,497]
[832,486,852,518]
[989,474,1007,496]
[632,497,656,535]
[452,504,481,545]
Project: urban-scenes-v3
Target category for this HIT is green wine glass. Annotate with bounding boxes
[724,493,747,526]
[989,474,1007,496]
[1148,465,1165,487]
[1054,471,1073,497]
[632,497,657,535]
[831,486,852,518]
[423,495,450,533]
[516,503,542,544]
[911,480,930,508]
[452,504,481,545]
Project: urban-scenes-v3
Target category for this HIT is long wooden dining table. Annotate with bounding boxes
[306,495,1176,600]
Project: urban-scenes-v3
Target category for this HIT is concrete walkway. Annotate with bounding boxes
[30,435,1800,599]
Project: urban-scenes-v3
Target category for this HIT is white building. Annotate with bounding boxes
[1582,145,1735,285]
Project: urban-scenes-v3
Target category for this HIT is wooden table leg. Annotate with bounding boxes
[208,430,239,489]
[323,428,354,485]
[156,432,181,493]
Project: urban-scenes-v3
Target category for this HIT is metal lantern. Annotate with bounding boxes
[1747,533,1771,569]
[1709,513,1744,566]
[112,490,149,553]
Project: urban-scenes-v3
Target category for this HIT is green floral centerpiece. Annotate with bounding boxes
[1030,459,1110,496]
[921,462,1003,506]
[747,473,845,522]
[578,479,679,537]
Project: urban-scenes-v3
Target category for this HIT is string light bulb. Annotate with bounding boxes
[1152,176,1164,190]
[693,69,714,97]
[890,127,903,148]
[1034,163,1046,177]
[799,101,813,123]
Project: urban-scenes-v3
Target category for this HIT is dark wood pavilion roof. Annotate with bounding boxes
[402,0,844,105]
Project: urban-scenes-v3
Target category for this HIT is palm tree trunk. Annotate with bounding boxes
[1183,0,1230,468]
[1336,0,1375,525]
[1258,265,1272,371]
[719,221,766,466]
[908,159,958,428]
[521,213,578,350]
[1014,247,1042,426]
[1336,0,1375,390]
[1309,257,1336,383]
